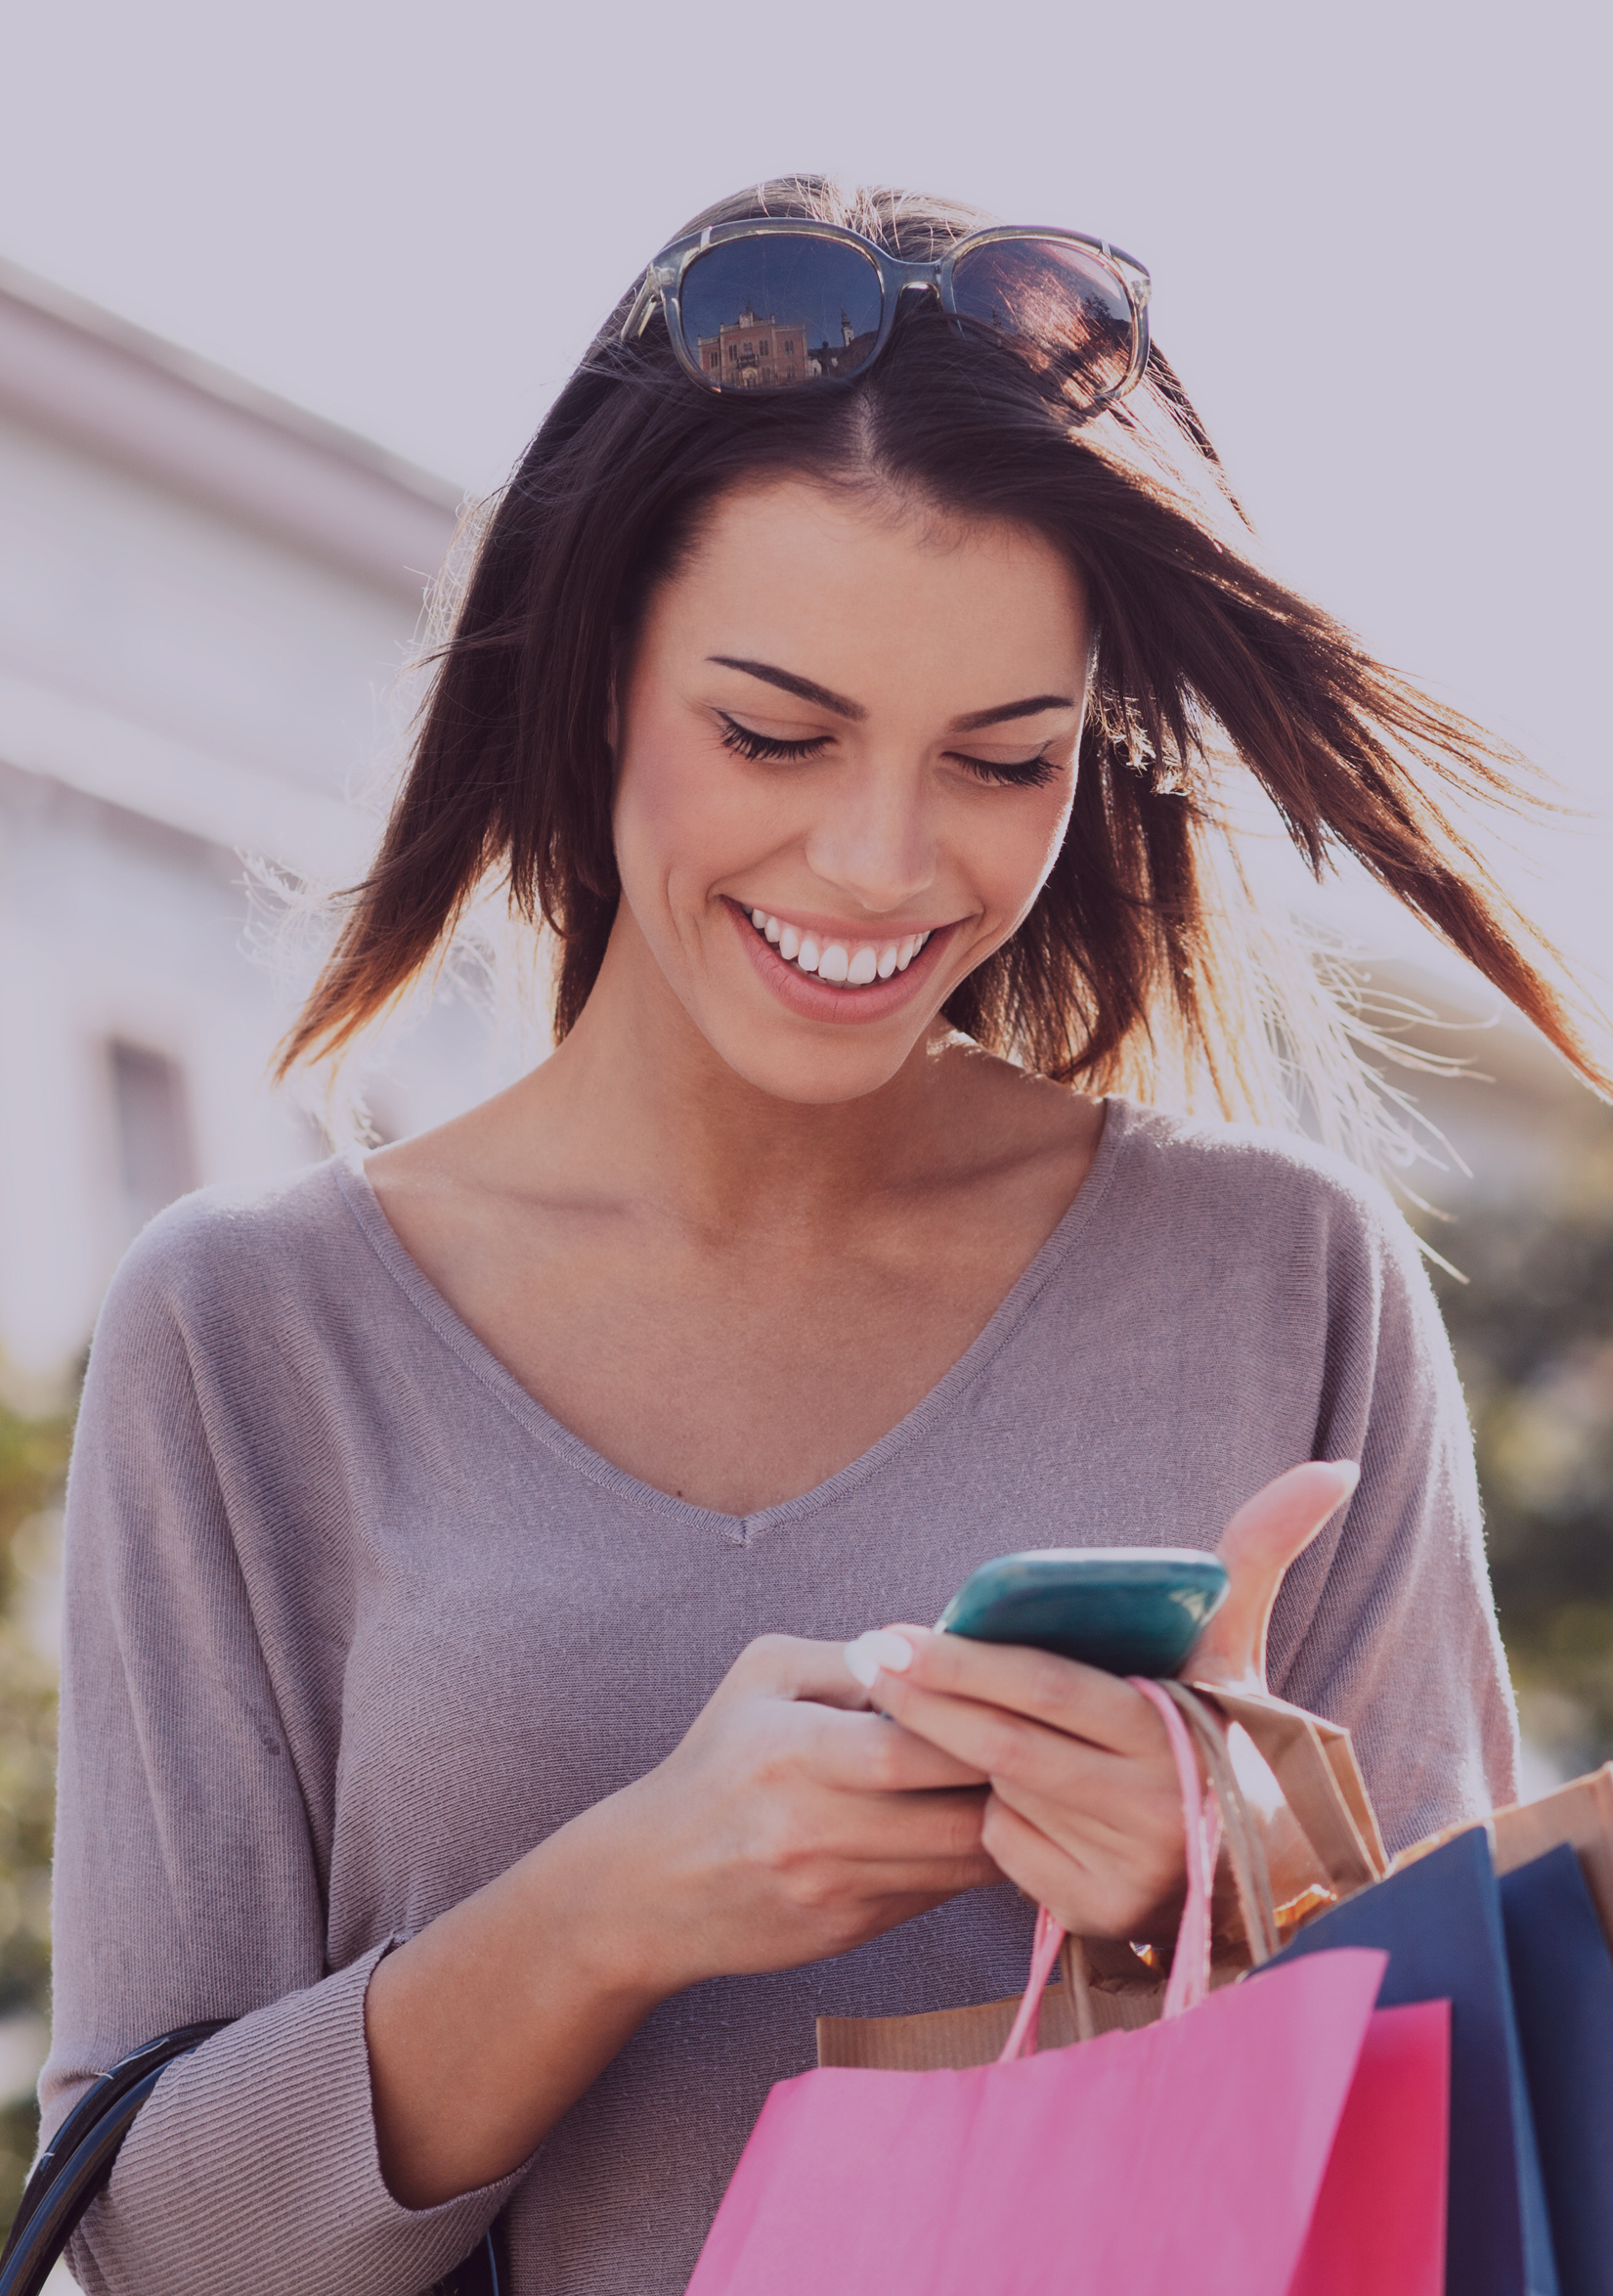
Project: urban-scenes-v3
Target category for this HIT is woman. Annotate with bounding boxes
[44,179,1607,2295]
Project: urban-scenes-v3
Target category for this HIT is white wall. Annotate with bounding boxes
[0,410,416,805]
[0,279,470,1396]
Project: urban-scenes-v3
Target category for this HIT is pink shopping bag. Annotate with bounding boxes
[688,1682,1449,2296]
[689,1948,1399,2296]
[1288,1998,1450,2296]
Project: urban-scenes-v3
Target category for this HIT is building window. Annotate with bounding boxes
[109,1039,196,1233]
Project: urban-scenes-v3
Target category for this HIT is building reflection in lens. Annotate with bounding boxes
[694,306,879,387]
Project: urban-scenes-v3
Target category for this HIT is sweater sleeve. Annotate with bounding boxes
[41,1218,517,2296]
[1263,1171,1520,1854]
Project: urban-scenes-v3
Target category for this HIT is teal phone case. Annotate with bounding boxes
[937,1548,1229,1676]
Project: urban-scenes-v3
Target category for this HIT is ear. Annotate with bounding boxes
[1189,1461,1360,1694]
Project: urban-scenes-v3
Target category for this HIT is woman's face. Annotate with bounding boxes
[611,474,1090,1105]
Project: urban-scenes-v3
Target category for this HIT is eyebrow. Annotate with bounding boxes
[949,694,1077,732]
[709,657,1075,734]
[709,657,867,720]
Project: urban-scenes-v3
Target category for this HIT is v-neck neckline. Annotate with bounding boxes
[333,1096,1134,1545]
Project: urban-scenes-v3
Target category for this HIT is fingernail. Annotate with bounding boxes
[844,1629,915,1688]
[1330,1460,1362,1494]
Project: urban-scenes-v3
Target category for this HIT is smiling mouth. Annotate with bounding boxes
[743,906,934,990]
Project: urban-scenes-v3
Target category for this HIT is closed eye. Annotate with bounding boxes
[948,748,1061,789]
[718,711,832,764]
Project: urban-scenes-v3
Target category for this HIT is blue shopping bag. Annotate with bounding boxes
[1499,1843,1613,2296]
[1267,1827,1557,2296]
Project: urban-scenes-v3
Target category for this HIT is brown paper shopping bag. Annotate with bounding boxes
[1394,1760,1613,1953]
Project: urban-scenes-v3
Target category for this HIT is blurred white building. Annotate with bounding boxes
[0,258,467,1400]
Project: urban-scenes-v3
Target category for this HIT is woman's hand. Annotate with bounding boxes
[846,1625,1186,1939]
[846,1460,1359,1941]
[602,1631,998,1990]
[366,1632,993,2208]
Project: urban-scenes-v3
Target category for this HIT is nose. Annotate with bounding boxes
[802,759,937,916]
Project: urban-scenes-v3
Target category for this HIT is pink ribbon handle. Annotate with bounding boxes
[997,1904,1069,2062]
[995,1673,1222,2063]
[1133,1674,1222,2018]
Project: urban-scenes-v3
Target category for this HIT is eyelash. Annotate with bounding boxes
[716,712,1060,789]
[953,750,1060,790]
[718,713,829,764]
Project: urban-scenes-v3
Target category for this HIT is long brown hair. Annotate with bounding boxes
[277,177,1610,1148]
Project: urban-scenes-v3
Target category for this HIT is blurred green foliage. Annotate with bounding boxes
[1429,1126,1613,1777]
[0,1402,70,2234]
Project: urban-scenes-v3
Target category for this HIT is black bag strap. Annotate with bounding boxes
[0,2021,502,2296]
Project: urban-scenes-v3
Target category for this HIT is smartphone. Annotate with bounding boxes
[937,1548,1229,1677]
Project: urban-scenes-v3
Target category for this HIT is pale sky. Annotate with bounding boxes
[3,0,1607,989]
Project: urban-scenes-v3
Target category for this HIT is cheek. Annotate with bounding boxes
[969,782,1076,927]
[613,716,751,894]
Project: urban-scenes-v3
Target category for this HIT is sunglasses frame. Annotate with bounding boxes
[622,218,1153,413]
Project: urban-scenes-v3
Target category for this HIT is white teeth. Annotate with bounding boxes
[747,905,935,989]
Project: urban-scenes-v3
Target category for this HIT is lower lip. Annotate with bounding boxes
[726,901,957,1026]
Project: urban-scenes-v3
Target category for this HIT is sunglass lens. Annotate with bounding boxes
[676,236,884,388]
[949,239,1135,405]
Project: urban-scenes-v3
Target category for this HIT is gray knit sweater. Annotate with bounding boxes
[43,1098,1517,2296]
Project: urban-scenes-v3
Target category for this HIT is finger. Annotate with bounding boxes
[847,1864,1004,1911]
[852,1624,1161,1754]
[859,1858,1003,1898]
[726,1633,879,1710]
[979,1793,1180,1940]
[990,1760,1183,1871]
[765,1783,991,1871]
[868,1672,1155,1806]
[1194,1461,1361,1691]
[829,1788,992,1867]
[863,1669,1185,1893]
[978,1790,1107,1925]
[808,1707,990,1792]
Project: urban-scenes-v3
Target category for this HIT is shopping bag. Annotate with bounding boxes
[1499,1843,1613,2296]
[689,1950,1395,2296]
[1490,1764,1613,1951]
[695,1683,1449,2296]
[1267,1827,1559,2296]
[1287,1998,1451,2296]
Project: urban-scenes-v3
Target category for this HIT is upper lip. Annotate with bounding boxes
[728,897,958,941]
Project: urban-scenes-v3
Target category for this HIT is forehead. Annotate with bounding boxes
[642,474,1089,703]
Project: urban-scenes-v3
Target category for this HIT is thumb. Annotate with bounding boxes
[1190,1461,1361,1692]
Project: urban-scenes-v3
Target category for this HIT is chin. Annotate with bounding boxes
[700,1025,923,1107]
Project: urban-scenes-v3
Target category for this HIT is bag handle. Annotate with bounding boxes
[0,2023,228,2296]
[1189,1683,1386,1892]
[995,1677,1231,2062]
[0,2020,503,2296]
[1157,1680,1279,1965]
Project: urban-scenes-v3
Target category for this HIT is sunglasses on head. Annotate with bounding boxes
[622,218,1152,415]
